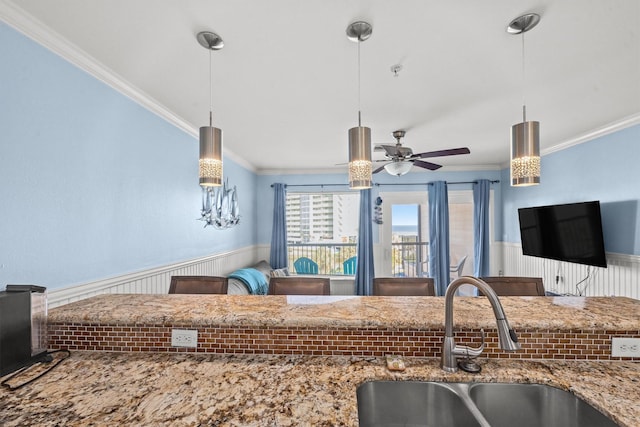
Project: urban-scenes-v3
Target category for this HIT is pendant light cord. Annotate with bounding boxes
[357,38,362,127]
[521,30,526,123]
[209,47,213,127]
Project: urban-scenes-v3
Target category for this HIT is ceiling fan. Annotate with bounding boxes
[374,130,470,176]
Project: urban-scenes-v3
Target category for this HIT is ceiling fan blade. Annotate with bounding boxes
[413,159,442,171]
[416,147,470,159]
[373,164,388,174]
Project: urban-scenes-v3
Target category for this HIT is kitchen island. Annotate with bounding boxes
[1,352,638,426]
[1,294,638,426]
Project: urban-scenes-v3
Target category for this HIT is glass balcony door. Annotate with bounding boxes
[376,190,481,283]
[377,192,429,278]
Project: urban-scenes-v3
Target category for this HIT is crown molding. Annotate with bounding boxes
[0,1,194,135]
[543,113,640,156]
[0,1,255,173]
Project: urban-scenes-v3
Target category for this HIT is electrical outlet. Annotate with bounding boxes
[171,329,198,348]
[611,337,640,358]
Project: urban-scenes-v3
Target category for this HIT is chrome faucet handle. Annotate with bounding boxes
[453,329,485,374]
[453,328,486,359]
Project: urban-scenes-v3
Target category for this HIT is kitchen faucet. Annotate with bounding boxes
[442,276,521,372]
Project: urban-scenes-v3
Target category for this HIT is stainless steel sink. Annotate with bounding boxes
[356,381,482,427]
[468,383,620,427]
[357,381,620,427]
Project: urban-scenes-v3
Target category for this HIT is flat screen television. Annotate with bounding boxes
[518,201,607,268]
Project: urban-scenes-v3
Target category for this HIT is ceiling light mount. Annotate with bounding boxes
[346,21,372,43]
[197,31,224,50]
[507,13,540,34]
[392,130,406,142]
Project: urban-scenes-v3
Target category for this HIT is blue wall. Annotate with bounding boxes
[501,124,640,255]
[0,22,257,290]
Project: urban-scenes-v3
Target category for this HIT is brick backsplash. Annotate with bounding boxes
[48,323,639,361]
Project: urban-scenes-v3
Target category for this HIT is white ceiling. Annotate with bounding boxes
[3,0,640,174]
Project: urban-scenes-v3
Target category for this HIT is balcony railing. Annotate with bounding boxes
[287,242,429,277]
[391,241,429,277]
[288,243,357,275]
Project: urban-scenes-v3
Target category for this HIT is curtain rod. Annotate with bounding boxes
[271,180,499,188]
[375,180,500,186]
[270,183,350,188]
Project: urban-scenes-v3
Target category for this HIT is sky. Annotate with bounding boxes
[392,204,418,226]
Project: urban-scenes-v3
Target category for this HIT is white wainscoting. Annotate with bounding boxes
[48,245,270,308]
[499,242,639,299]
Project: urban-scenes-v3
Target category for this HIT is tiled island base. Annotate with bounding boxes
[49,323,640,360]
[48,295,640,361]
[1,352,638,427]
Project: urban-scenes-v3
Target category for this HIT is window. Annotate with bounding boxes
[286,192,360,275]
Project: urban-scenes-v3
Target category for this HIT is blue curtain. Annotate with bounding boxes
[428,181,450,296]
[355,188,375,296]
[269,183,288,269]
[473,179,491,277]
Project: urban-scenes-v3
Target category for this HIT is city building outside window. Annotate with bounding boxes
[286,192,360,275]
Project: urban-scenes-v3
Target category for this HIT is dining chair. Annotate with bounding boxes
[373,277,436,296]
[168,276,229,294]
[479,276,545,296]
[268,277,330,295]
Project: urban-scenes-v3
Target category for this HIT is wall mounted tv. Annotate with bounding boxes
[518,201,607,268]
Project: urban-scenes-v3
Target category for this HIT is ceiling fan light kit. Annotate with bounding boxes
[347,21,373,190]
[197,31,224,187]
[384,161,413,176]
[509,13,541,187]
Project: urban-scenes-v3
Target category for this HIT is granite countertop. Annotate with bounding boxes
[1,352,638,426]
[49,294,640,330]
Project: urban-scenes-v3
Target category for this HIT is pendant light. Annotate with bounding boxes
[346,21,373,190]
[197,31,224,187]
[508,14,540,187]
